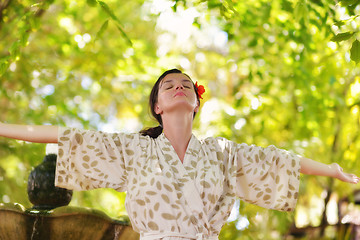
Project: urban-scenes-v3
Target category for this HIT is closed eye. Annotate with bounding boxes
[161,80,193,90]
[164,85,191,90]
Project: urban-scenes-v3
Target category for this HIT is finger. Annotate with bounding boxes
[340,173,357,183]
[348,174,360,184]
[353,175,360,183]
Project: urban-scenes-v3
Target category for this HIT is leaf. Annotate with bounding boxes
[29,16,41,30]
[98,1,119,22]
[95,20,109,41]
[293,0,310,27]
[333,20,346,27]
[339,0,360,7]
[9,41,20,59]
[97,1,132,46]
[224,0,240,16]
[172,0,184,12]
[334,15,360,27]
[282,0,293,12]
[86,0,97,7]
[0,60,9,77]
[115,24,133,47]
[350,40,360,63]
[294,0,307,21]
[20,32,30,47]
[330,32,355,42]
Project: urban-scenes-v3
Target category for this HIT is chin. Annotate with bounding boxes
[164,101,196,113]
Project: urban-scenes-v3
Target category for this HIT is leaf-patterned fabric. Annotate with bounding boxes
[55,127,301,240]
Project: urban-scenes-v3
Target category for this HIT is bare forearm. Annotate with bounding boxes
[0,123,58,143]
[300,156,359,184]
[300,157,335,177]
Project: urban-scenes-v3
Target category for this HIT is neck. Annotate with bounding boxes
[162,111,193,162]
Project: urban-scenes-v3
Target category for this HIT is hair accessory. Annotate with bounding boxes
[195,82,205,99]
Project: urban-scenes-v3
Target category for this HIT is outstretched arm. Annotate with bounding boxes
[300,156,359,184]
[0,123,58,143]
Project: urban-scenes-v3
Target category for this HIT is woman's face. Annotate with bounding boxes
[155,73,199,116]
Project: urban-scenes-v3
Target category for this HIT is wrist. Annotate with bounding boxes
[328,163,340,178]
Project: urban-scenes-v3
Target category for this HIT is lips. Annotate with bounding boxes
[174,91,186,97]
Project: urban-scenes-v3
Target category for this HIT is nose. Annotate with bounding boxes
[175,84,184,90]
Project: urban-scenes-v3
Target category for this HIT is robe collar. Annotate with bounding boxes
[158,133,200,166]
[156,133,212,237]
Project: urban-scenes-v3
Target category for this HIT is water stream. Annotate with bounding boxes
[114,225,122,240]
[30,217,39,240]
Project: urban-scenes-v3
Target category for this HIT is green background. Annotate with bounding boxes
[1,0,360,239]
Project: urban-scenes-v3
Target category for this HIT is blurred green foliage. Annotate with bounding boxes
[1,0,360,239]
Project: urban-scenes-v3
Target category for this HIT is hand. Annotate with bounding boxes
[330,163,360,184]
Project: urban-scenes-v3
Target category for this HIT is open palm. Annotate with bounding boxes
[331,163,360,184]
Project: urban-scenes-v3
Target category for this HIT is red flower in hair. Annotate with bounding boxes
[195,82,205,99]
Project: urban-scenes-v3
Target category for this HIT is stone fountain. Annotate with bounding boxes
[0,154,139,240]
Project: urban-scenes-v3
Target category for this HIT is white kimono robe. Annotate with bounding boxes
[55,127,301,240]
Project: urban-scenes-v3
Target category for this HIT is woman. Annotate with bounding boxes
[0,69,359,240]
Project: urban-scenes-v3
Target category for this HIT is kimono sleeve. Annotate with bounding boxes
[55,127,139,192]
[229,142,301,211]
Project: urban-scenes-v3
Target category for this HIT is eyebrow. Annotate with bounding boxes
[160,79,192,88]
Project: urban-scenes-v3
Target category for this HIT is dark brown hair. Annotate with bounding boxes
[140,68,200,138]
